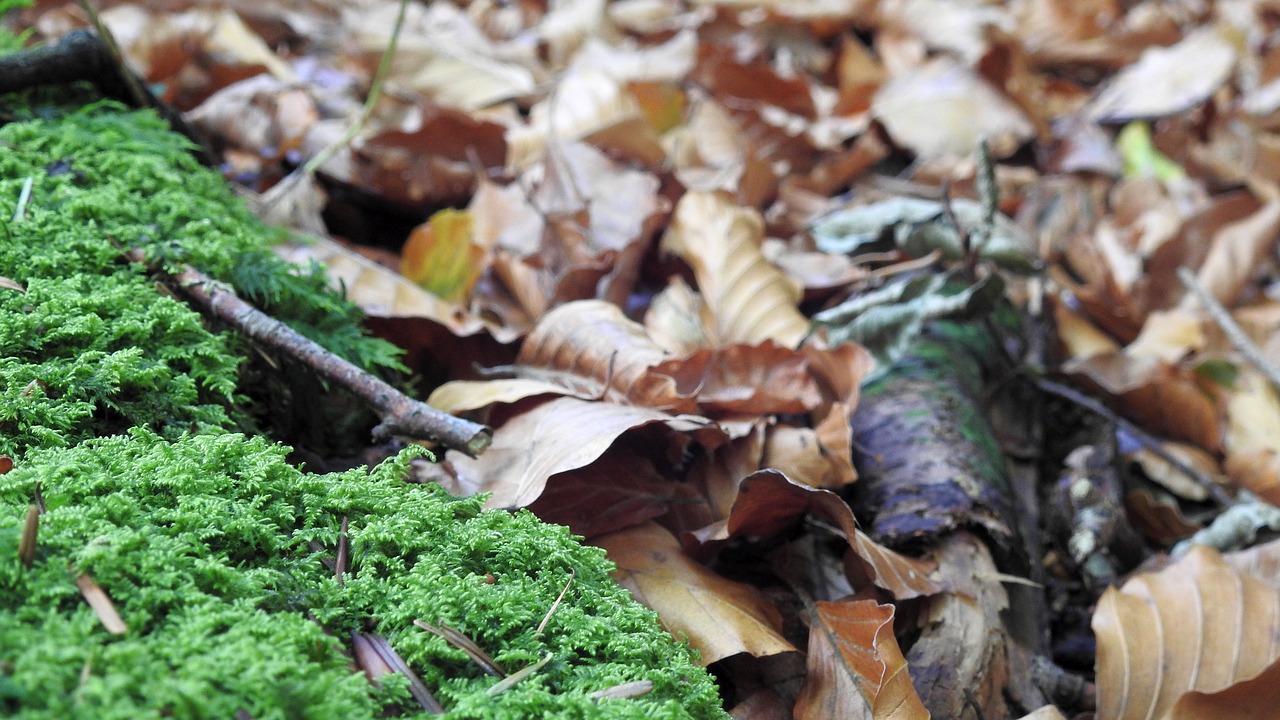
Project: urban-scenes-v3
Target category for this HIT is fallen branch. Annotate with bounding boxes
[126,249,491,457]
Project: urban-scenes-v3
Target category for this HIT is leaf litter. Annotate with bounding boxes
[20,0,1280,716]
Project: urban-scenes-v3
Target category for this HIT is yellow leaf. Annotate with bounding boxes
[401,209,485,303]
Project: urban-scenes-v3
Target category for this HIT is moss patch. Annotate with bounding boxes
[0,432,724,719]
[0,102,725,717]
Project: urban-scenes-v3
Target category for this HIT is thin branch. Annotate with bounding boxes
[1177,265,1280,390]
[1035,377,1234,506]
[125,249,491,457]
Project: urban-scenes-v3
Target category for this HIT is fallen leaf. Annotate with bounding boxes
[401,209,486,302]
[1092,545,1280,720]
[597,521,797,664]
[446,396,722,508]
[793,599,929,720]
[872,57,1035,160]
[690,471,945,600]
[661,191,809,347]
[1088,26,1238,123]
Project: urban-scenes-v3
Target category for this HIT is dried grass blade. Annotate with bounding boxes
[487,652,553,697]
[73,573,127,635]
[414,620,506,677]
[590,680,654,700]
[19,505,38,568]
[353,631,444,713]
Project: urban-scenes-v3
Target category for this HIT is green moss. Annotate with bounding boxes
[0,103,403,454]
[0,432,724,718]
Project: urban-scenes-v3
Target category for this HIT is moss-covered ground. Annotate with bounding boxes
[0,99,725,718]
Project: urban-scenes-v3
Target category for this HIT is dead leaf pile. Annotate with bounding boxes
[21,0,1280,717]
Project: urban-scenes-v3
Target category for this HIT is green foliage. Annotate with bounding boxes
[0,431,725,719]
[0,103,404,453]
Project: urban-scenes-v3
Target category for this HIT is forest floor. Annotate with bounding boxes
[9,1,1280,718]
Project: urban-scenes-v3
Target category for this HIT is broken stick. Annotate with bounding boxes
[125,249,491,457]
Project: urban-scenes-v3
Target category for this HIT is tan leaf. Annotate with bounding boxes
[596,521,797,664]
[1092,545,1280,720]
[667,100,777,207]
[794,599,929,720]
[661,191,809,347]
[1088,25,1238,123]
[1224,370,1280,504]
[353,2,538,110]
[653,342,824,415]
[1181,201,1280,310]
[872,57,1034,161]
[507,69,663,168]
[645,277,713,356]
[1163,657,1280,720]
[446,397,720,508]
[514,300,694,411]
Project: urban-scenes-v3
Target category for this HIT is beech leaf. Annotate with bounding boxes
[597,521,797,664]
[401,209,486,302]
[1092,545,1280,720]
[794,599,929,720]
[661,191,809,347]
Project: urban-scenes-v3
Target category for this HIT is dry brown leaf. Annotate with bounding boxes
[1124,489,1202,547]
[597,521,797,664]
[354,1,538,110]
[872,57,1035,161]
[1088,25,1239,123]
[1162,657,1280,720]
[645,277,713,356]
[652,342,824,415]
[660,191,809,347]
[667,99,777,207]
[507,68,664,168]
[1092,545,1280,720]
[353,104,507,207]
[101,5,295,108]
[793,599,929,720]
[567,30,697,82]
[513,299,693,411]
[1224,370,1280,505]
[445,396,721,508]
[1181,200,1280,310]
[690,471,945,600]
[1222,536,1280,591]
[527,449,687,539]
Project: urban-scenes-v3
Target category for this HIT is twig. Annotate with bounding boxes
[125,249,491,457]
[1035,377,1233,506]
[1177,265,1280,390]
[297,0,409,180]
